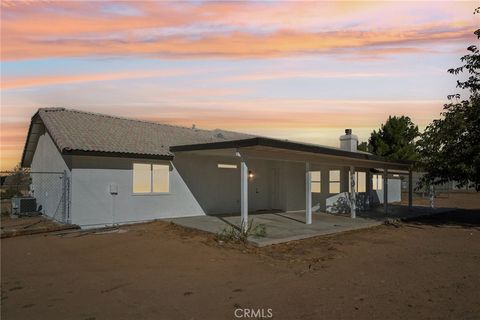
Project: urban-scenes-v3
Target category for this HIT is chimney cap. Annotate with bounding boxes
[345,128,352,135]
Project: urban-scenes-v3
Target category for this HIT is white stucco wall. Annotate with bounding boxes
[69,156,205,227]
[173,154,307,215]
[282,162,306,212]
[30,132,71,221]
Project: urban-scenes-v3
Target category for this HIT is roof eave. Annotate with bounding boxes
[20,111,41,168]
[170,137,413,169]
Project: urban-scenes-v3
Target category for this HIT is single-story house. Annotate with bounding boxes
[21,108,412,229]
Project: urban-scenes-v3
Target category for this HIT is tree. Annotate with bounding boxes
[0,163,30,199]
[357,141,369,152]
[364,116,419,162]
[417,8,480,191]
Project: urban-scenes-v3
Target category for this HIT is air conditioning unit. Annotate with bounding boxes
[11,197,37,216]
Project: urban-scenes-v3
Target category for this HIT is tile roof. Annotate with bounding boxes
[36,108,254,158]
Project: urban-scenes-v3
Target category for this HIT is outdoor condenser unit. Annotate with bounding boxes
[11,197,37,216]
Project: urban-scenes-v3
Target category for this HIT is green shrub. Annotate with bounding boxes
[215,219,267,243]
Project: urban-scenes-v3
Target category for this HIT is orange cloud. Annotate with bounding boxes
[225,70,409,82]
[0,122,29,171]
[1,69,201,90]
[1,1,475,61]
[2,26,473,61]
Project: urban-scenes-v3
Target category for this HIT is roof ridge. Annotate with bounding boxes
[37,107,223,134]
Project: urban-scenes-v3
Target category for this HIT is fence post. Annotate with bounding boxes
[429,184,435,209]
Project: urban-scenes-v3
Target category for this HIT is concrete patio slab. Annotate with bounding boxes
[166,211,379,247]
[166,205,449,247]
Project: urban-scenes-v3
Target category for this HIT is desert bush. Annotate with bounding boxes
[215,219,267,243]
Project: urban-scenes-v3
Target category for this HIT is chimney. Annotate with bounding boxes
[339,129,358,152]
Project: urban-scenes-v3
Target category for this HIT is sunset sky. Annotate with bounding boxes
[1,1,478,170]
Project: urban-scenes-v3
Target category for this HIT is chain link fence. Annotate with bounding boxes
[401,172,476,198]
[1,170,70,223]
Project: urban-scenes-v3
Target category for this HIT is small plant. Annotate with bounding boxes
[252,223,267,237]
[215,224,240,242]
[215,218,267,243]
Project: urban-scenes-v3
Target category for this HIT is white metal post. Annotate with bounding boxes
[305,162,312,224]
[408,170,413,210]
[350,166,356,218]
[240,160,249,231]
[383,168,388,214]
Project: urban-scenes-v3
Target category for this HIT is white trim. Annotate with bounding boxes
[131,193,172,196]
[305,162,312,224]
[240,160,248,231]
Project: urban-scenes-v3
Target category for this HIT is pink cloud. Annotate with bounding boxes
[2,69,202,90]
[1,1,476,61]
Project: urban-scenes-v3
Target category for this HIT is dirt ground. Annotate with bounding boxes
[2,193,480,320]
[402,191,480,209]
[1,216,78,238]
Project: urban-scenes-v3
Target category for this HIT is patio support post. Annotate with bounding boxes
[350,166,356,218]
[240,159,249,232]
[408,170,413,210]
[365,170,371,209]
[384,167,388,214]
[305,162,312,224]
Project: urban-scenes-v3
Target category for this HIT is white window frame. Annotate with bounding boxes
[310,171,321,193]
[329,170,341,194]
[132,163,170,195]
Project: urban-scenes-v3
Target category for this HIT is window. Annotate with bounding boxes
[133,164,151,193]
[310,171,321,193]
[329,170,341,194]
[372,174,383,190]
[152,164,169,193]
[349,171,366,193]
[218,163,237,169]
[133,163,170,193]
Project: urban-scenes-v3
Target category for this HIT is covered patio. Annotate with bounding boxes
[167,205,440,246]
[172,136,414,235]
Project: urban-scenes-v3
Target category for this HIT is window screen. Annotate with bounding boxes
[133,163,170,193]
[152,164,170,193]
[133,163,151,193]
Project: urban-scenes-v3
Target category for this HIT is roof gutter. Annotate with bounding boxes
[62,149,174,161]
